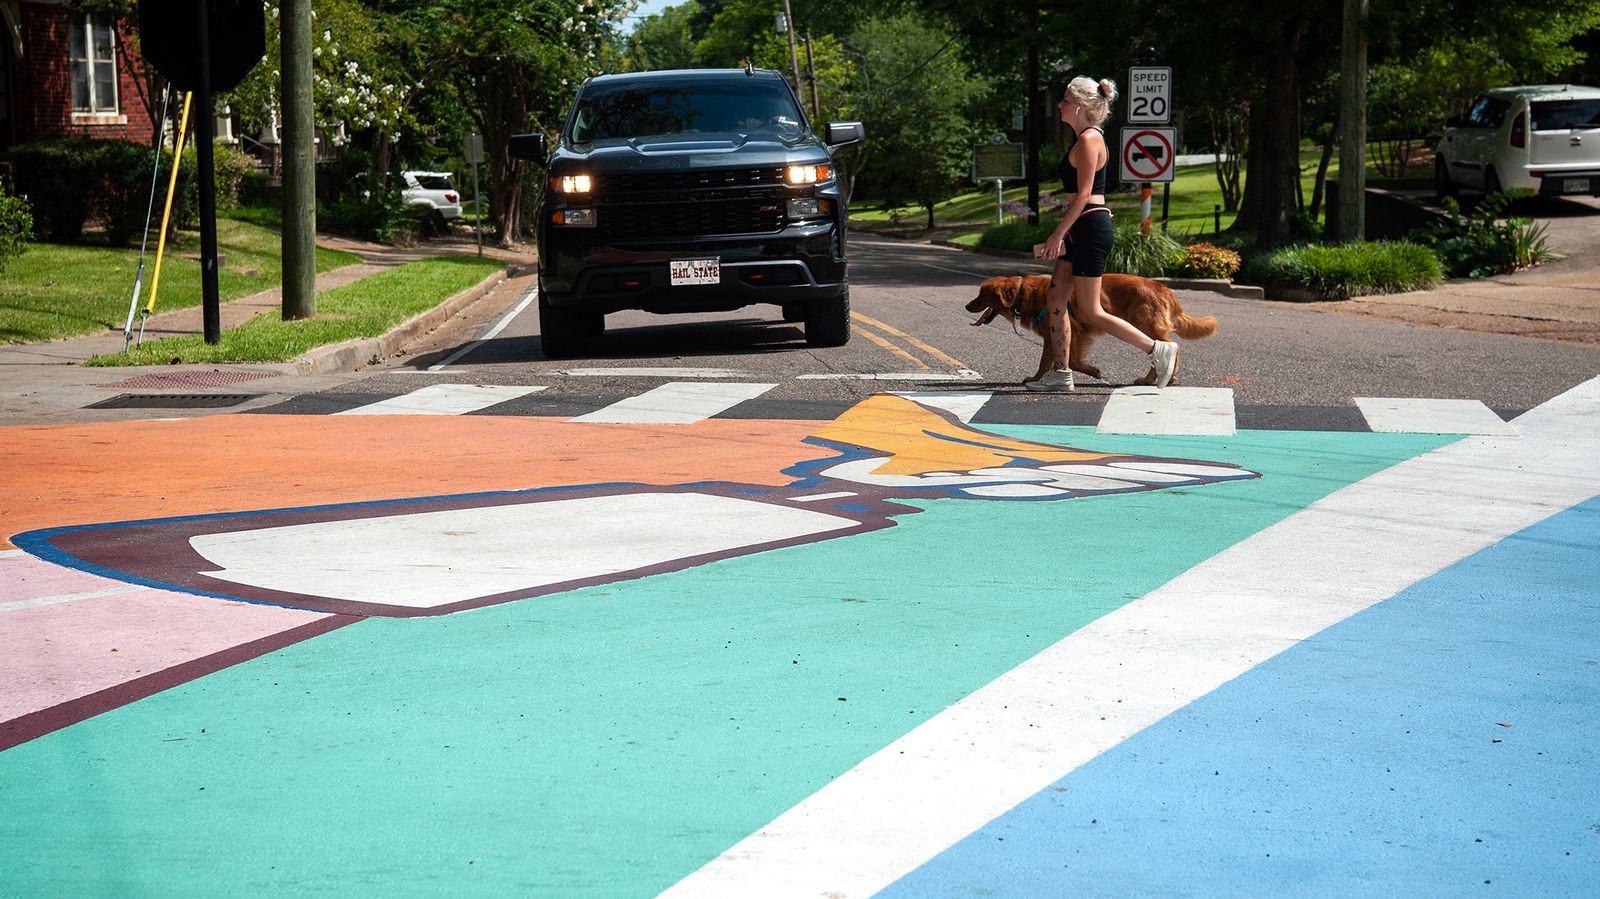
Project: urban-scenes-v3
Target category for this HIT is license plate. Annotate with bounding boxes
[669,258,720,286]
[1563,178,1590,193]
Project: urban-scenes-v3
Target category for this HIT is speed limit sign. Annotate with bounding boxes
[1127,66,1172,124]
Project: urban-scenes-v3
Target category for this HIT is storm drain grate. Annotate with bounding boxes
[99,370,279,390]
[86,393,257,409]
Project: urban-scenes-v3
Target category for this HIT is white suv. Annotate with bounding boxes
[400,171,463,221]
[1436,84,1600,199]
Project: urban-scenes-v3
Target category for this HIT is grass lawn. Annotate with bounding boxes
[0,219,362,345]
[851,143,1431,244]
[84,255,505,366]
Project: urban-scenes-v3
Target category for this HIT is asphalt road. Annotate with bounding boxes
[371,233,1600,423]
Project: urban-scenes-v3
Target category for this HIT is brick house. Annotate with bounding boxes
[1,0,159,152]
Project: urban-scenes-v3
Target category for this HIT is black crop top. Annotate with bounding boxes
[1058,126,1108,194]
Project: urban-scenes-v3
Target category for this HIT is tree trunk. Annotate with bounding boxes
[1235,13,1306,246]
[1310,109,1339,224]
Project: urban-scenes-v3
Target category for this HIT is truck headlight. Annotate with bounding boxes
[551,174,593,194]
[785,164,830,185]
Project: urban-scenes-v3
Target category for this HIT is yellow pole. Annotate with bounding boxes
[145,92,193,316]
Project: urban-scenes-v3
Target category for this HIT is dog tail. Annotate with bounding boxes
[1173,312,1219,340]
[1157,283,1220,340]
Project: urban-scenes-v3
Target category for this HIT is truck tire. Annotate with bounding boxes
[538,292,596,359]
[804,287,850,348]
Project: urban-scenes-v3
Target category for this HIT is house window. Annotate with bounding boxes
[69,14,118,114]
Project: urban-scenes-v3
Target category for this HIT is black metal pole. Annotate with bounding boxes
[195,0,220,344]
[1026,32,1040,225]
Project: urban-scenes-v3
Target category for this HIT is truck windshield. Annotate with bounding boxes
[569,77,805,142]
[1531,99,1600,131]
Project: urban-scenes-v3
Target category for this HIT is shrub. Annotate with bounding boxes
[0,187,33,275]
[1105,221,1185,277]
[6,137,103,240]
[320,188,419,246]
[97,140,163,246]
[1413,190,1560,278]
[1243,241,1444,299]
[173,144,260,228]
[1175,242,1242,279]
[975,214,1061,254]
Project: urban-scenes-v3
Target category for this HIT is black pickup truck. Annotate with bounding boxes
[510,68,864,358]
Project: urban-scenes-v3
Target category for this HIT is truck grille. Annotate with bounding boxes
[601,198,786,237]
[602,166,786,194]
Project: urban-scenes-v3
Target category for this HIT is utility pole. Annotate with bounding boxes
[281,0,315,320]
[1338,0,1368,243]
[780,0,803,105]
[194,0,219,343]
[804,31,821,121]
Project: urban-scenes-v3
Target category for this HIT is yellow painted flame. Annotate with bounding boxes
[811,395,1112,476]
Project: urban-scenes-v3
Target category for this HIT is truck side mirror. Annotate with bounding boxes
[509,133,549,167]
[825,121,865,149]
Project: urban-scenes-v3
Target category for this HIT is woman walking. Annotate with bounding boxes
[1029,76,1178,391]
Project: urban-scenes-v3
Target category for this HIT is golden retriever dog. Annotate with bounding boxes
[966,273,1218,386]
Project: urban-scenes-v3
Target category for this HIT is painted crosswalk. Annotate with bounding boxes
[271,383,1521,437]
[568,381,779,424]
[333,383,546,416]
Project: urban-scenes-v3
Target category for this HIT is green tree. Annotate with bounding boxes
[623,2,697,71]
[846,14,987,227]
[402,0,630,245]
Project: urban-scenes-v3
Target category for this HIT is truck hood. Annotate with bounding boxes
[555,133,827,171]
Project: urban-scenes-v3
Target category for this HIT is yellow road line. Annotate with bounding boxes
[849,324,928,369]
[851,311,969,371]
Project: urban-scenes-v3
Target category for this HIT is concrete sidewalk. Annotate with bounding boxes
[0,232,535,424]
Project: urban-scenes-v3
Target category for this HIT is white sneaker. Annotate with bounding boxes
[1025,369,1075,392]
[1150,340,1178,388]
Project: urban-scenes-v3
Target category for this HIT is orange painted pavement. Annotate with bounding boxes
[0,415,828,549]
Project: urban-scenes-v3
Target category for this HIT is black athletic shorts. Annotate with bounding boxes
[1064,206,1114,277]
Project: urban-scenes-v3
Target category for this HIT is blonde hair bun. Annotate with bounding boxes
[1098,79,1118,102]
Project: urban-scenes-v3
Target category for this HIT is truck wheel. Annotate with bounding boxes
[538,292,595,359]
[1484,167,1502,196]
[804,287,850,348]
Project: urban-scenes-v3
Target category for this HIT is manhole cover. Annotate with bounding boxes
[99,370,279,390]
[86,394,257,409]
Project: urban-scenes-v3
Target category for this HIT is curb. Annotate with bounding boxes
[292,266,512,375]
[929,239,1266,299]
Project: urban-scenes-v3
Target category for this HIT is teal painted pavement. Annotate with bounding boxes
[0,428,1452,896]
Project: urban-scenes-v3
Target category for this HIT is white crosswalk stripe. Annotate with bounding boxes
[891,391,992,423]
[568,381,778,425]
[1355,397,1517,436]
[336,384,546,416]
[1096,386,1236,436]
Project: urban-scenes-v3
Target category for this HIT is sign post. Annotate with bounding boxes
[972,136,1025,225]
[1126,63,1175,235]
[1119,127,1177,234]
[137,0,265,342]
